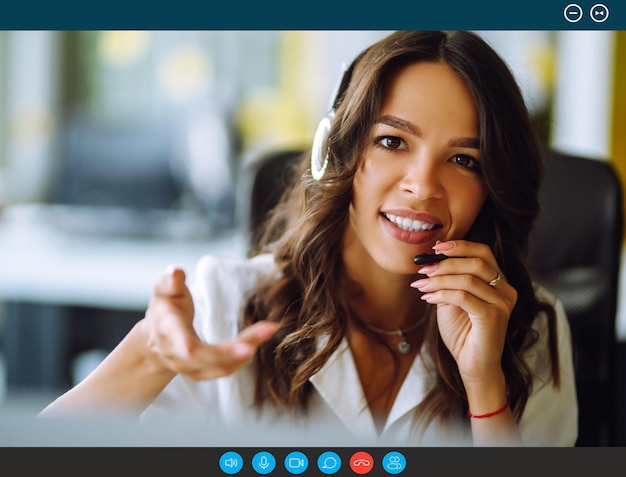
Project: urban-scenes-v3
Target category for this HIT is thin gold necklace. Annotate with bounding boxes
[363,318,424,354]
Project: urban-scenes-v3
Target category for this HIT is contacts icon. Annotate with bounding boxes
[382,451,406,474]
[317,451,342,475]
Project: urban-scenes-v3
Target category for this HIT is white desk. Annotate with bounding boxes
[0,204,247,311]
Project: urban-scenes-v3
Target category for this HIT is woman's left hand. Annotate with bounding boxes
[410,239,518,387]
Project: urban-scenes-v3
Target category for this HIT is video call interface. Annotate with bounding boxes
[0,0,624,475]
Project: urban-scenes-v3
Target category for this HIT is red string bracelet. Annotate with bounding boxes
[467,397,510,419]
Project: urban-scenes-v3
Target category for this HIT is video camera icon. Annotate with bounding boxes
[284,451,309,474]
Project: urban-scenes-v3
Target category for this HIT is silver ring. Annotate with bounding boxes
[488,273,501,287]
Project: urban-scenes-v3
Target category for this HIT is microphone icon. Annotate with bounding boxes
[252,451,276,473]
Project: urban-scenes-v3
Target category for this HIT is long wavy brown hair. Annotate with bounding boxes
[243,30,560,432]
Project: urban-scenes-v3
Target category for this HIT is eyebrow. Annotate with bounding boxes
[377,115,480,150]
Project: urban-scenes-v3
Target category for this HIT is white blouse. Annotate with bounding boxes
[140,253,578,446]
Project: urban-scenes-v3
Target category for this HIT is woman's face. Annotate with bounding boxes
[345,61,488,275]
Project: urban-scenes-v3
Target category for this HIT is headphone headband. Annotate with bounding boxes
[311,49,367,180]
[328,48,369,115]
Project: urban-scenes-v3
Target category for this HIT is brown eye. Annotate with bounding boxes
[452,154,481,172]
[376,136,404,150]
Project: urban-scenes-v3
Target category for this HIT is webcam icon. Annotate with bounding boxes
[284,451,309,475]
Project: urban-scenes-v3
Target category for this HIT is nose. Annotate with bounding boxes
[399,151,444,200]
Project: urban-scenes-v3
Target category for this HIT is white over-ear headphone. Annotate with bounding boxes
[310,56,361,180]
[310,114,333,180]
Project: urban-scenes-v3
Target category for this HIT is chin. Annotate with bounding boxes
[375,253,419,276]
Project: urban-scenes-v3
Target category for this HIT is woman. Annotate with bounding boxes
[40,30,578,446]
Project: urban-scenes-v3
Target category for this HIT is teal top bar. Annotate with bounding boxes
[1,0,623,30]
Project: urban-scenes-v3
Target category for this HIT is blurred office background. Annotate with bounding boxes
[0,30,624,442]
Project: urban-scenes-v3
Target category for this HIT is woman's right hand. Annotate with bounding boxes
[144,265,279,381]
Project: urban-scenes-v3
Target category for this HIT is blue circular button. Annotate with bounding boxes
[382,451,406,474]
[284,451,309,474]
[252,451,276,474]
[219,451,243,474]
[317,451,341,474]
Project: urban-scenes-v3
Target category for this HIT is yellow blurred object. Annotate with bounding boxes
[529,42,556,90]
[10,110,54,144]
[236,89,311,152]
[158,45,213,103]
[610,31,626,239]
[98,31,150,68]
[236,31,322,153]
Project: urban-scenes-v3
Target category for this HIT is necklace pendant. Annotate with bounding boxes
[397,340,410,354]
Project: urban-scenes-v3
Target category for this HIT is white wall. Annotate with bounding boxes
[551,31,615,160]
[2,31,60,204]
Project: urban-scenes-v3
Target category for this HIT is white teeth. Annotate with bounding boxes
[384,213,437,232]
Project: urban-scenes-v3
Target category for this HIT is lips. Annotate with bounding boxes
[383,212,439,232]
[380,210,443,245]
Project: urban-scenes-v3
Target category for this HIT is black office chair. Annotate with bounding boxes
[526,147,623,446]
[241,146,624,447]
[237,147,306,253]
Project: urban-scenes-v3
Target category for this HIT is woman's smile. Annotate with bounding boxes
[380,211,442,245]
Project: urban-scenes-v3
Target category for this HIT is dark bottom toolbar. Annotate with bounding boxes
[0,446,609,475]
